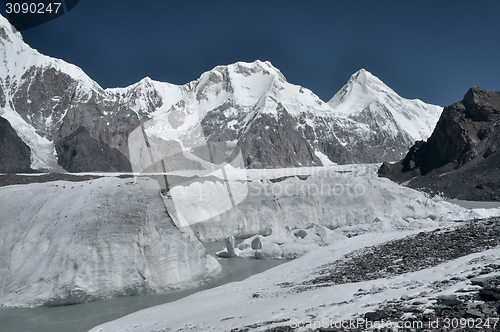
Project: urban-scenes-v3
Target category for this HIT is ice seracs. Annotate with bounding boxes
[182,164,498,242]
[216,224,348,259]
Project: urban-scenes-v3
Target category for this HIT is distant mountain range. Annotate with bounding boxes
[0,14,442,173]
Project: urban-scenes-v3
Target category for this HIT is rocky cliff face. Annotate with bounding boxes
[327,69,443,163]
[0,116,31,172]
[55,126,133,172]
[379,87,500,201]
[6,62,143,171]
[236,107,322,167]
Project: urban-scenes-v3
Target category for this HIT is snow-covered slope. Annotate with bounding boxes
[128,60,332,172]
[0,13,148,172]
[128,63,443,170]
[0,177,221,307]
[0,13,442,172]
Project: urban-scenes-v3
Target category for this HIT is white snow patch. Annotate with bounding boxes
[0,107,59,170]
[314,150,336,166]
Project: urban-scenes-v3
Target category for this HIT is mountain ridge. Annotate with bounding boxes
[0,14,442,172]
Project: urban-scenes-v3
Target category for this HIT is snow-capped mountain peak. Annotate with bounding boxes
[0,14,22,42]
[0,14,100,92]
[192,60,286,110]
[328,68,442,142]
[328,68,396,115]
[0,15,99,170]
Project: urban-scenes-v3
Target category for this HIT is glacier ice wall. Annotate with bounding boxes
[0,177,221,307]
[185,167,482,242]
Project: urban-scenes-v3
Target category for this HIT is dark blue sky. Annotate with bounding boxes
[2,0,499,106]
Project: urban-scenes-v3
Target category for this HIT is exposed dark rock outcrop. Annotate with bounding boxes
[13,66,77,140]
[8,64,144,172]
[55,126,132,172]
[379,87,500,201]
[301,218,500,287]
[0,116,32,173]
[237,106,322,168]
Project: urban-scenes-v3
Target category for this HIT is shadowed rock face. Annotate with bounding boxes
[13,67,76,140]
[379,87,500,201]
[0,116,32,173]
[237,106,322,168]
[55,126,132,172]
[410,87,500,175]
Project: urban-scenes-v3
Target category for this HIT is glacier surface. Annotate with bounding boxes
[89,221,500,332]
[181,164,495,242]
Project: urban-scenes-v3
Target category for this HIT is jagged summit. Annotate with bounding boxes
[0,14,99,91]
[0,13,23,41]
[462,86,500,121]
[328,68,442,143]
[329,68,398,115]
[348,68,387,89]
[228,60,285,78]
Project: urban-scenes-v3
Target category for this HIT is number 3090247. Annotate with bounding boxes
[5,2,62,14]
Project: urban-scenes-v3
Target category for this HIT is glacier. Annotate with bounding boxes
[216,223,348,259]
[82,166,500,331]
[2,164,497,308]
[179,164,494,242]
[0,177,221,307]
